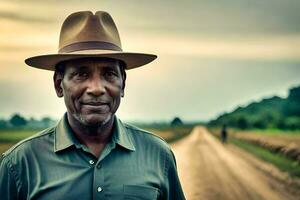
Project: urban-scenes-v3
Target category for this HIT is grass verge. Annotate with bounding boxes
[145,126,193,143]
[0,130,37,143]
[230,137,300,178]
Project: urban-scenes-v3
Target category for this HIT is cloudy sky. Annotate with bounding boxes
[0,0,300,122]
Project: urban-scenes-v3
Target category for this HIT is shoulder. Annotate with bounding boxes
[2,126,55,160]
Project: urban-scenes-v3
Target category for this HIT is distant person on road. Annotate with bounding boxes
[221,124,228,143]
[0,11,185,200]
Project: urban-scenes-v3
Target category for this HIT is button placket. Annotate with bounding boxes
[93,161,105,199]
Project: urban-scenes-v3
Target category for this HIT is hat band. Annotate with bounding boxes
[59,41,122,53]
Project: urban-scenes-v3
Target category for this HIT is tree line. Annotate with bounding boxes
[208,85,300,130]
[0,114,56,130]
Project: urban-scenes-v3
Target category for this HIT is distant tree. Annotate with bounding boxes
[0,119,9,129]
[289,86,300,100]
[171,117,183,127]
[9,114,27,127]
[253,120,267,129]
[41,117,55,127]
[283,86,300,117]
[277,118,286,129]
[284,117,300,130]
[236,117,248,130]
[208,86,300,130]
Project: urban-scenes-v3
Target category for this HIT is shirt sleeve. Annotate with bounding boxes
[0,156,19,200]
[162,149,186,200]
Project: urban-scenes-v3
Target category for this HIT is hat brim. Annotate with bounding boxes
[25,50,157,71]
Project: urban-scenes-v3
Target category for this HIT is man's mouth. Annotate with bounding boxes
[82,101,109,106]
[80,101,110,111]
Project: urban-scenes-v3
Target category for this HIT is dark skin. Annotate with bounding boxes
[54,58,125,157]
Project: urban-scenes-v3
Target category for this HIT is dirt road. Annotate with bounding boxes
[171,126,300,200]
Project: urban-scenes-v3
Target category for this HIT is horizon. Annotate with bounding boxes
[1,84,298,124]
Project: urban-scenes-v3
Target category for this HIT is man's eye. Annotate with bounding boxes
[75,72,89,79]
[79,72,88,76]
[104,71,118,79]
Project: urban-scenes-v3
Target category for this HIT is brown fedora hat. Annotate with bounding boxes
[25,11,157,70]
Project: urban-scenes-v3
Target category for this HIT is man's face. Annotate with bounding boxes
[54,58,124,127]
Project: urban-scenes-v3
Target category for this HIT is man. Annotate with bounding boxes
[221,124,228,143]
[0,11,185,199]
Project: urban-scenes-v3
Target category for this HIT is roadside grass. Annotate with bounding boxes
[239,129,300,136]
[207,127,300,136]
[230,137,300,178]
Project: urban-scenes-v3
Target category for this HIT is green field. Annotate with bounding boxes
[0,130,37,158]
[0,130,37,143]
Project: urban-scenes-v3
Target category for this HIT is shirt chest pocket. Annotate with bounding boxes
[123,185,159,200]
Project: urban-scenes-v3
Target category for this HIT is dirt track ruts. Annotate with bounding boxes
[171,126,300,200]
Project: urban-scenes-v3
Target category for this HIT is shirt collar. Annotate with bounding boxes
[113,116,135,152]
[54,114,79,152]
[54,114,135,152]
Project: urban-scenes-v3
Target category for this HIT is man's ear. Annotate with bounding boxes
[53,72,64,98]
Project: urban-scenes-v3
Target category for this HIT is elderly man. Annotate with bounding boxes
[0,11,185,199]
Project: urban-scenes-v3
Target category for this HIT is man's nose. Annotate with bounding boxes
[86,77,106,96]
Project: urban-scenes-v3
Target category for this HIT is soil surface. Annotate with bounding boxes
[171,126,300,200]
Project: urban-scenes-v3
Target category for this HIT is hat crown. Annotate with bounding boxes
[58,11,122,53]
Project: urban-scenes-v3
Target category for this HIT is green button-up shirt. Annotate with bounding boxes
[0,115,185,200]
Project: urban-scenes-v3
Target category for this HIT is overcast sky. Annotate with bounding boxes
[0,0,300,122]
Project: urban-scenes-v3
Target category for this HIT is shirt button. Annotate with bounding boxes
[89,160,95,165]
[97,187,103,192]
[97,165,101,169]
